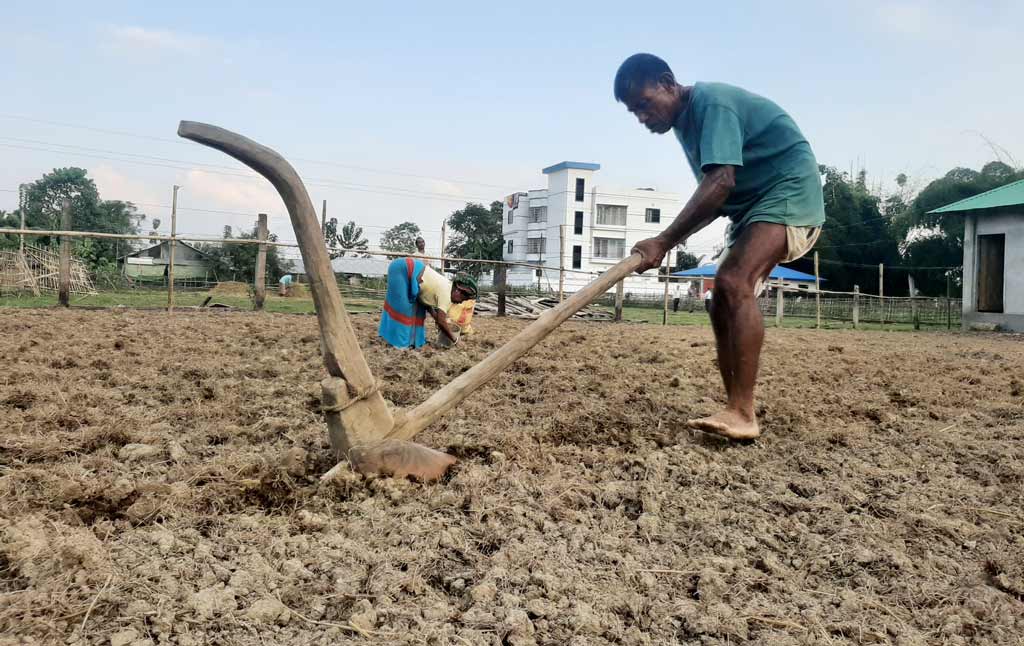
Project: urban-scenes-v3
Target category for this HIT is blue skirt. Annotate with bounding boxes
[378,257,427,349]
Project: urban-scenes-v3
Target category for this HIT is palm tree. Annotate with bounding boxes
[325,219,369,259]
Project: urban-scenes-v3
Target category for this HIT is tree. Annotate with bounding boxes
[673,247,701,272]
[379,221,422,253]
[896,161,1024,294]
[786,166,902,294]
[16,168,144,268]
[324,218,368,258]
[199,223,291,283]
[445,200,502,277]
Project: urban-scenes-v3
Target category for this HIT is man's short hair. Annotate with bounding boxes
[613,53,675,102]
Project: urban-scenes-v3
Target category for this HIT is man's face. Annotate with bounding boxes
[623,80,680,135]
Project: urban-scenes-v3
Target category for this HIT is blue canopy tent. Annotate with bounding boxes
[671,264,821,283]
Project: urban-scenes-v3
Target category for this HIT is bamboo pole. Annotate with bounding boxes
[614,278,625,322]
[662,251,671,325]
[389,253,644,441]
[167,185,180,312]
[775,278,784,327]
[58,200,71,307]
[0,228,607,278]
[254,213,268,310]
[814,251,821,329]
[946,273,952,330]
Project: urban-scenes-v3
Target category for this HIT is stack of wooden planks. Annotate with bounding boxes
[473,293,612,321]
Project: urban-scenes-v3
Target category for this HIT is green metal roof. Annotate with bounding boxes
[927,179,1024,214]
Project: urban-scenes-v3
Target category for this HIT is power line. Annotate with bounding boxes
[0,140,500,204]
[0,113,521,191]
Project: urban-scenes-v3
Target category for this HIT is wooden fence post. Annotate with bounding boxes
[614,278,625,322]
[814,251,821,329]
[775,278,784,327]
[662,251,671,325]
[496,264,506,317]
[878,263,884,326]
[58,200,71,307]
[853,285,859,329]
[254,213,268,310]
[946,273,952,330]
[558,225,565,303]
[909,275,919,330]
[167,185,180,312]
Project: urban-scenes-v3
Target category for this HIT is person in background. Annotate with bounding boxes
[378,257,478,349]
[703,287,713,312]
[278,273,294,297]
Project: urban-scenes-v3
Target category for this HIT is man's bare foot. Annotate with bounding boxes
[688,409,760,440]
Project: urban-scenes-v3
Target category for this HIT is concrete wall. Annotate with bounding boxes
[962,210,1024,331]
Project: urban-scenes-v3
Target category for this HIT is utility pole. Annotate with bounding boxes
[167,185,180,312]
[558,224,566,303]
[18,185,26,252]
[321,199,328,237]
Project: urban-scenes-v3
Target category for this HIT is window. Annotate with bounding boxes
[572,245,582,269]
[526,237,546,254]
[507,209,513,224]
[574,211,584,235]
[575,177,585,202]
[593,237,625,259]
[528,206,547,223]
[645,208,661,223]
[507,240,513,254]
[595,204,627,226]
[977,233,1005,313]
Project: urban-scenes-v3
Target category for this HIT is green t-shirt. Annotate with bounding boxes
[673,82,825,244]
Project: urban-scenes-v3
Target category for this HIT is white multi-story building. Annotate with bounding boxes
[502,161,686,293]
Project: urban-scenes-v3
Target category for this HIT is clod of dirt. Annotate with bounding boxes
[245,598,292,625]
[167,441,188,463]
[469,581,497,603]
[110,628,140,646]
[188,584,238,619]
[1011,378,1022,397]
[347,599,377,632]
[118,444,163,462]
[504,608,537,645]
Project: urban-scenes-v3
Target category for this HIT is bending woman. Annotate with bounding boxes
[378,257,477,349]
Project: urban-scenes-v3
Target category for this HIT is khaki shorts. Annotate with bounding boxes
[716,225,821,296]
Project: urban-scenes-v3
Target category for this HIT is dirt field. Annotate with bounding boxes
[1,308,1022,645]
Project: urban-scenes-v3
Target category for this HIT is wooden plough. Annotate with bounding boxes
[178,121,642,481]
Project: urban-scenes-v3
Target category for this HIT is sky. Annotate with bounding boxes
[2,0,1022,261]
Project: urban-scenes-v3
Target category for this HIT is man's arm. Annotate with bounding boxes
[631,164,735,272]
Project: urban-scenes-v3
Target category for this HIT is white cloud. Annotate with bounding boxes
[90,164,164,211]
[182,169,283,221]
[103,25,211,56]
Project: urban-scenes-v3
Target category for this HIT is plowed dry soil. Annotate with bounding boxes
[1,308,1022,645]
